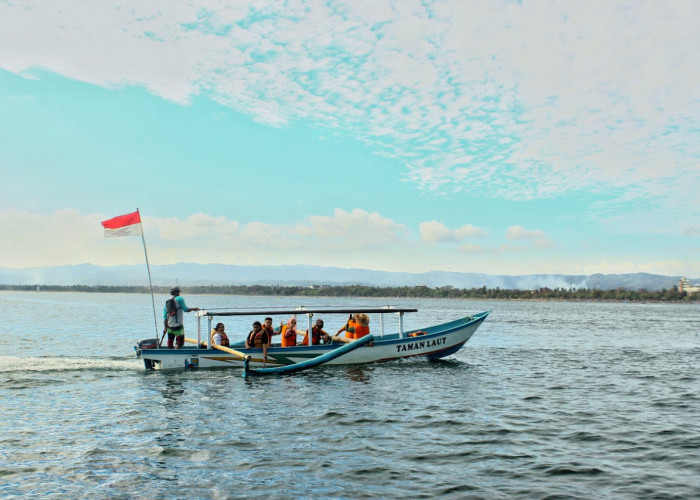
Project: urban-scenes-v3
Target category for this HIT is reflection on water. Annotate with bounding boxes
[156,377,187,462]
[161,377,185,402]
[343,366,371,382]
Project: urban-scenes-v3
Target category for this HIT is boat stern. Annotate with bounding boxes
[134,338,162,369]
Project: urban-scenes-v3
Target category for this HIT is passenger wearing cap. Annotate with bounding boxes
[163,286,200,349]
[333,313,370,343]
[300,318,331,346]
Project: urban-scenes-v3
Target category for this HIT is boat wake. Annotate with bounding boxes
[0,355,143,374]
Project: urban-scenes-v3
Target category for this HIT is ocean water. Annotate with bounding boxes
[1,291,699,499]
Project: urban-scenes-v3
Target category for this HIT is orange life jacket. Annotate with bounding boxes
[408,331,427,337]
[211,329,230,347]
[247,329,268,348]
[343,319,357,339]
[301,326,326,345]
[351,324,370,339]
[281,324,297,347]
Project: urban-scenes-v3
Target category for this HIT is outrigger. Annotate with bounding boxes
[134,307,490,375]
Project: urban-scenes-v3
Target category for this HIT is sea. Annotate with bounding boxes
[0,291,698,499]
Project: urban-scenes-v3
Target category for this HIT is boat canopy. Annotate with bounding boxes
[196,306,418,317]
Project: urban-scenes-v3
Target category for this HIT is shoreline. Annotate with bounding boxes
[1,284,697,304]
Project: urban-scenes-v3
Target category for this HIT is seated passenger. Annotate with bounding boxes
[210,322,230,347]
[262,316,281,345]
[300,318,331,346]
[281,317,298,347]
[333,313,370,343]
[335,314,356,337]
[245,321,269,362]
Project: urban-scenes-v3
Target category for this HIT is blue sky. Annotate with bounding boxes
[1,0,699,277]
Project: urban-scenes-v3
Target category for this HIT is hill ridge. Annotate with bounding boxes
[0,264,693,292]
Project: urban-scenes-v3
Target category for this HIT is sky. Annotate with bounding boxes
[1,0,699,277]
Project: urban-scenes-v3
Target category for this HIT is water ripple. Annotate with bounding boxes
[1,295,700,498]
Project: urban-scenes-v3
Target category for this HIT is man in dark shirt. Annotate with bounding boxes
[245,321,269,362]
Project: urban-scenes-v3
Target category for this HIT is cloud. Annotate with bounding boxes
[1,0,698,221]
[458,243,486,254]
[0,208,408,268]
[2,208,699,276]
[157,213,240,242]
[0,208,146,268]
[146,208,409,265]
[506,225,554,249]
[420,220,486,243]
[148,208,408,252]
[506,226,547,241]
[303,208,408,249]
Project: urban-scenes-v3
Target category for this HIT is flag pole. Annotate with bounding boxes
[137,208,159,340]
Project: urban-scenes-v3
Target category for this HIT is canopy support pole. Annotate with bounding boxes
[207,316,212,345]
[306,313,313,345]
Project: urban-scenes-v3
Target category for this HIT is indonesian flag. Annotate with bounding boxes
[101,210,143,238]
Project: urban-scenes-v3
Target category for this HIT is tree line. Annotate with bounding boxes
[1,284,697,302]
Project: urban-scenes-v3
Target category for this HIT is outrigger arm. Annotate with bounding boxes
[242,334,374,377]
[185,334,372,377]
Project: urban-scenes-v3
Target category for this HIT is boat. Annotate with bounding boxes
[134,307,490,372]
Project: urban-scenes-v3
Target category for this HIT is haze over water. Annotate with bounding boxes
[1,292,698,498]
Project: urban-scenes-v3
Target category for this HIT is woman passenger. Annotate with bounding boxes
[281,317,298,347]
[210,322,230,347]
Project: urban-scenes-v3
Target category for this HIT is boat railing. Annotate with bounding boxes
[194,306,418,346]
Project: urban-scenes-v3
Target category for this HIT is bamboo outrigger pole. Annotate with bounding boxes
[184,337,248,359]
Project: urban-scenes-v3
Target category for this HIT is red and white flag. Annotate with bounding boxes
[101,210,143,238]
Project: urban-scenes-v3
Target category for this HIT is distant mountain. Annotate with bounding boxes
[0,264,693,292]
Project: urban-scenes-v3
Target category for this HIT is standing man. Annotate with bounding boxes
[163,286,199,349]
